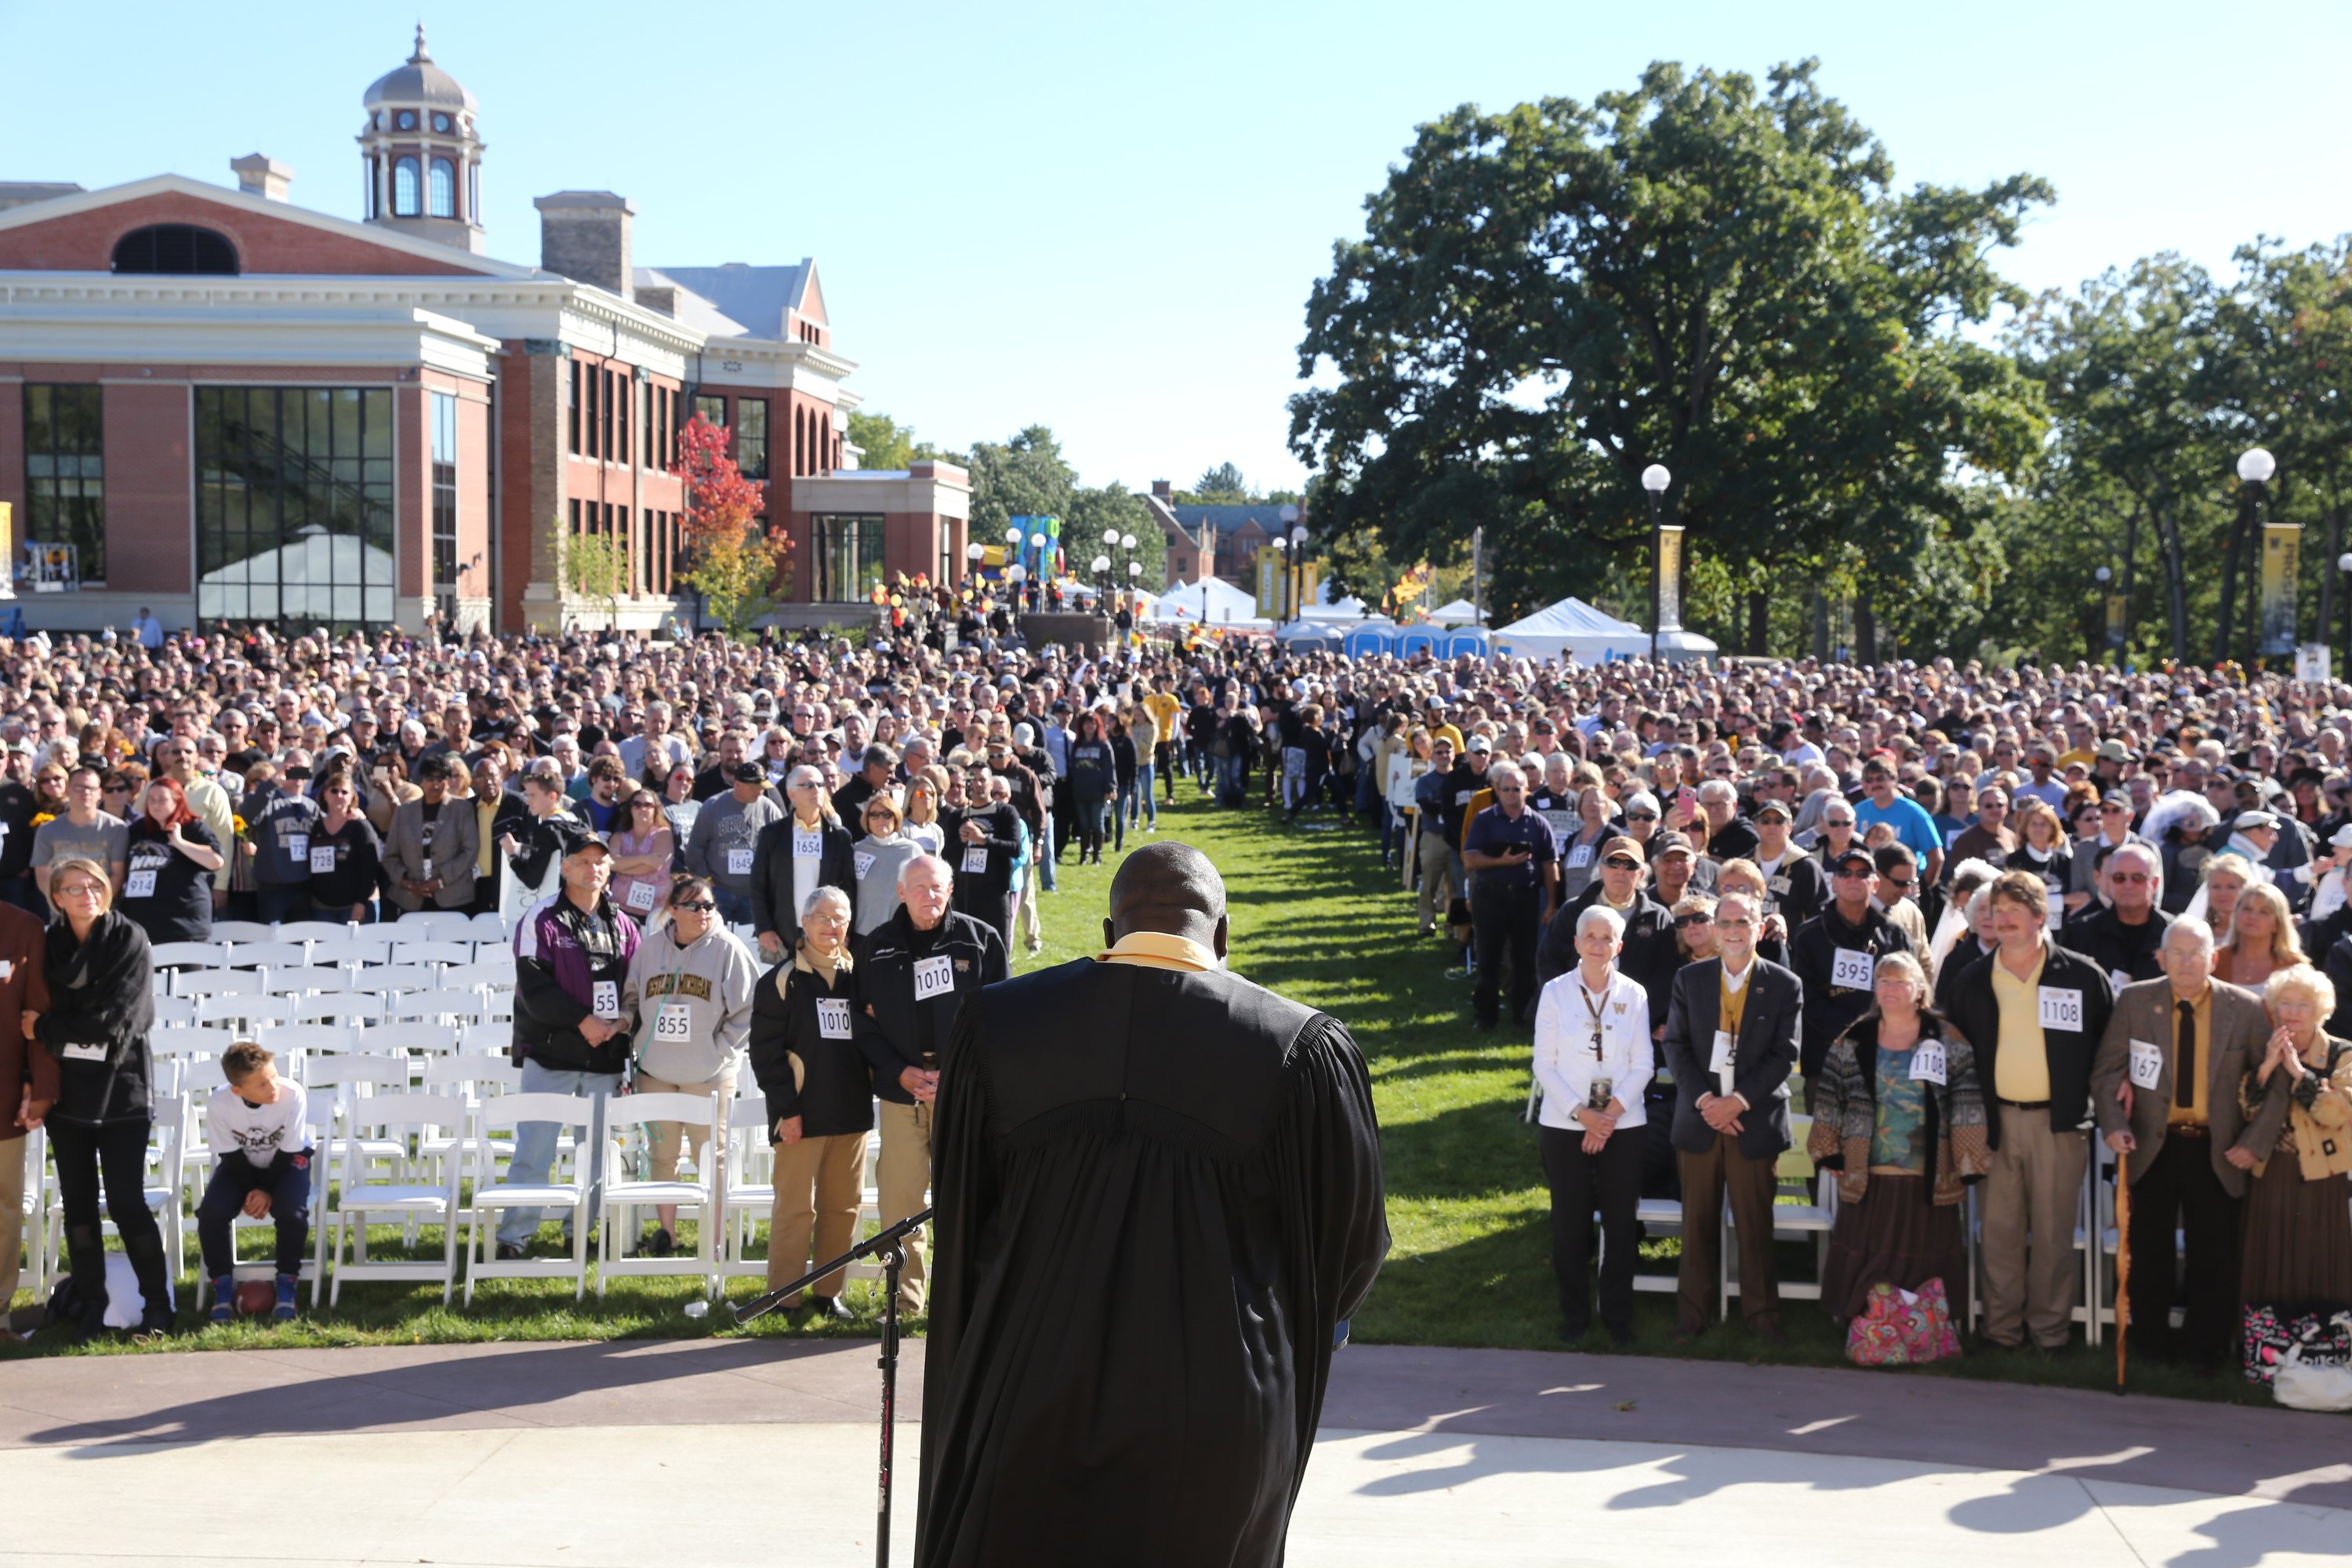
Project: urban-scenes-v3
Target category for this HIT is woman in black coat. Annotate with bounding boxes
[118,778,225,946]
[27,856,171,1336]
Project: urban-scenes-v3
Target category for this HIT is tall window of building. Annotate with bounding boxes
[195,387,395,626]
[430,391,459,620]
[643,383,656,470]
[667,390,681,466]
[791,406,804,477]
[735,399,769,480]
[363,157,378,220]
[584,365,600,459]
[612,369,629,465]
[811,514,887,603]
[568,359,580,454]
[428,159,456,219]
[24,385,106,583]
[694,394,726,431]
[468,163,479,222]
[393,157,419,217]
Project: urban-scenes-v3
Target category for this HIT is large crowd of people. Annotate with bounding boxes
[2,612,2348,1381]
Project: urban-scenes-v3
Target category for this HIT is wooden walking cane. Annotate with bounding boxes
[2113,1152,2131,1392]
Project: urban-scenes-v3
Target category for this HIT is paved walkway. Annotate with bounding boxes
[0,1340,2343,1565]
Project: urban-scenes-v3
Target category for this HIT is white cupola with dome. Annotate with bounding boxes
[357,25,486,252]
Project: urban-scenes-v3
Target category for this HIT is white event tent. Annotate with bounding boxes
[1492,597,1653,663]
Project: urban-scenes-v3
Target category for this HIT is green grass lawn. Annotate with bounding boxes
[0,784,2277,1403]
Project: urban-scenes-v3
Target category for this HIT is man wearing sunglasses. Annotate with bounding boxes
[1789,846,1915,1084]
[2067,790,2155,913]
[2061,840,2174,995]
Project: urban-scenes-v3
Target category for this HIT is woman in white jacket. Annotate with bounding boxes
[1533,902,1653,1345]
[621,875,763,1255]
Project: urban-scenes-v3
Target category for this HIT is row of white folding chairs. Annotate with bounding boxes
[152,986,514,1034]
[208,911,510,946]
[155,947,514,988]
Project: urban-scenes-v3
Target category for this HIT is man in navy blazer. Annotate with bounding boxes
[1660,889,1802,1343]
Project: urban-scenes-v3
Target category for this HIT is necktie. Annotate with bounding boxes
[2176,999,2197,1112]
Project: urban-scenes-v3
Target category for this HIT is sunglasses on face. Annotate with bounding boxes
[1624,811,1657,823]
[1603,856,1641,870]
[673,900,717,913]
[1673,912,1711,928]
[2111,871,2153,884]
[1835,866,1873,879]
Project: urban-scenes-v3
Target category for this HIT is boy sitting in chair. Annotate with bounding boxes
[201,1040,311,1323]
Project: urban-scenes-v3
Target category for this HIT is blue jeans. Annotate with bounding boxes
[1130,764,1157,826]
[1114,782,1140,848]
[198,1152,312,1276]
[1039,811,1058,892]
[256,884,311,924]
[713,887,755,929]
[495,1061,620,1247]
[1217,752,1247,806]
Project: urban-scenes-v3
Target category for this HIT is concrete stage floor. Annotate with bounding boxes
[0,1339,2343,1565]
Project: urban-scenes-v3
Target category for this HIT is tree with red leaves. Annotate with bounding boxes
[671,412,791,636]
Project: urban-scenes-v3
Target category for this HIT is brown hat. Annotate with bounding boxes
[1599,834,1646,866]
[1650,830,1695,859]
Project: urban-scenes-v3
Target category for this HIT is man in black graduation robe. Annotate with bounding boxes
[917,841,1388,1566]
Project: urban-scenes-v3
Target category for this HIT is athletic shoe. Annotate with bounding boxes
[209,1277,235,1326]
[274,1273,298,1322]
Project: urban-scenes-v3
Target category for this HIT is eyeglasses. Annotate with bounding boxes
[1624,811,1657,823]
[2101,804,2129,815]
[1882,875,1915,891]
[1673,912,1711,928]
[2111,871,2153,884]
[1602,856,1641,870]
[1712,916,1758,930]
[673,900,717,913]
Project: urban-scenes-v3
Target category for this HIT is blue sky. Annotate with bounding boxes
[4,0,2347,496]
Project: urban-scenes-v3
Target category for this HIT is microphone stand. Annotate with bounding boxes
[734,1206,933,1568]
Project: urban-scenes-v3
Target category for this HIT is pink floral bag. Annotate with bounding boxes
[1846,1279,1961,1367]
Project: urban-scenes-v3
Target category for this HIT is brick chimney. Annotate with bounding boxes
[1151,479,1172,500]
[230,154,292,201]
[532,191,634,301]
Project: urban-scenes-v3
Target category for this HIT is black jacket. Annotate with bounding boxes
[37,909,155,1127]
[1658,956,1802,1161]
[856,906,1009,1104]
[1757,851,1832,931]
[1787,902,1913,1079]
[749,815,857,938]
[2060,905,2173,991]
[1939,940,2115,1145]
[946,804,1021,908]
[746,954,875,1139]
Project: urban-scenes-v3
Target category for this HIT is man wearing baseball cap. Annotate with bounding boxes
[1537,834,1679,1025]
[500,829,640,1261]
[1788,846,1914,1083]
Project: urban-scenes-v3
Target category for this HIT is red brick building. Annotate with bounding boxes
[0,27,965,635]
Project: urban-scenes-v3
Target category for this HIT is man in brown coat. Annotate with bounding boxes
[0,901,52,1338]
[2091,916,2278,1365]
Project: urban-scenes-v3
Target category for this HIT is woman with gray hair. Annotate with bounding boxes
[1530,902,1652,1344]
[746,884,871,1323]
[1809,949,1989,1329]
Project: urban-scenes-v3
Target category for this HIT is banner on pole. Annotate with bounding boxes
[1655,525,1686,633]
[1256,554,1283,618]
[2259,521,2302,656]
[2297,644,2332,684]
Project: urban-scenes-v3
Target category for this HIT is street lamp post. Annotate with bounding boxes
[2239,446,2287,659]
[1269,535,1287,622]
[1289,524,1309,626]
[1642,464,1671,662]
[2095,564,2114,664]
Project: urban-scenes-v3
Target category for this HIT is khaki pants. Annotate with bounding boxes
[1980,1105,2088,1348]
[1416,829,1457,935]
[0,1133,22,1311]
[875,1100,934,1314]
[1676,1132,1782,1332]
[632,1069,738,1184]
[768,1131,865,1302]
[1015,873,1042,949]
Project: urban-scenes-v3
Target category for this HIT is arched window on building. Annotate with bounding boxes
[428,158,456,219]
[111,224,238,275]
[393,156,419,217]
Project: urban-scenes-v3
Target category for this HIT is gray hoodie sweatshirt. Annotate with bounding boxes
[622,918,763,1084]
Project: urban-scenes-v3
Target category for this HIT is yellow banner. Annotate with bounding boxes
[2259,522,2302,655]
[1257,553,1283,618]
[1656,525,1686,633]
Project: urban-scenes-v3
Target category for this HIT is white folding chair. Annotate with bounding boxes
[19,1124,47,1301]
[395,910,474,942]
[368,966,442,996]
[226,941,311,972]
[176,970,265,1000]
[444,957,517,993]
[460,1022,512,1056]
[290,994,383,1029]
[195,993,295,1032]
[180,1057,228,1095]
[387,989,492,1026]
[151,940,230,970]
[272,920,353,942]
[360,1020,463,1057]
[257,1025,364,1068]
[466,910,511,944]
[151,995,198,1027]
[597,1091,724,1298]
[42,1093,189,1290]
[720,1088,775,1284]
[193,1091,339,1308]
[263,964,352,1000]
[416,1057,521,1178]
[310,935,393,968]
[210,920,275,944]
[323,1094,466,1306]
[464,1091,598,1302]
[387,939,474,969]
